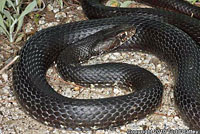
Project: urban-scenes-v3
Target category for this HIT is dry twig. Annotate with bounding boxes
[0,56,19,74]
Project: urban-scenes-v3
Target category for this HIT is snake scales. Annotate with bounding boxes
[13,0,200,130]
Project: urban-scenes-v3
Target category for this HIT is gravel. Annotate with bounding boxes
[0,0,194,134]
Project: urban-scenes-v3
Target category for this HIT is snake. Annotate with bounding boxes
[12,0,200,130]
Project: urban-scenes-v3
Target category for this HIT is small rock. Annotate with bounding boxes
[39,19,45,25]
[77,6,82,10]
[2,73,8,81]
[53,8,60,13]
[2,86,10,94]
[96,130,105,134]
[174,116,180,121]
[47,68,53,74]
[113,88,120,94]
[55,12,66,19]
[25,23,34,33]
[47,4,53,11]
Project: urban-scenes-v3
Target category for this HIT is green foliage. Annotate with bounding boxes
[34,13,41,25]
[0,0,37,43]
[56,0,63,9]
[188,0,200,4]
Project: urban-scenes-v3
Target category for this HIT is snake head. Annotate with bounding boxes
[93,24,135,54]
[58,24,135,65]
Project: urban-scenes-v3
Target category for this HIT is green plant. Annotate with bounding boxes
[56,0,63,9]
[0,0,37,43]
[187,0,200,4]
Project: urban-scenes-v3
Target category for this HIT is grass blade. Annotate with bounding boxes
[0,0,6,12]
[0,14,9,35]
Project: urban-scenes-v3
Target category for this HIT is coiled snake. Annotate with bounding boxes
[13,0,200,130]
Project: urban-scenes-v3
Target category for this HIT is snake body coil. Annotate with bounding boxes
[13,0,200,130]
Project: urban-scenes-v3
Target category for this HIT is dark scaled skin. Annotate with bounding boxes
[81,0,200,129]
[135,0,200,19]
[12,0,200,130]
[81,0,200,45]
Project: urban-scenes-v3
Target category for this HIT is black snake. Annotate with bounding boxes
[13,0,200,130]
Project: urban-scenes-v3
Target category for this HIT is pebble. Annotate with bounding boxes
[77,6,82,10]
[2,73,8,81]
[53,8,60,13]
[47,4,54,11]
[39,19,45,25]
[55,12,66,19]
[25,23,34,33]
[174,116,179,121]
[2,86,10,94]
[113,87,120,94]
